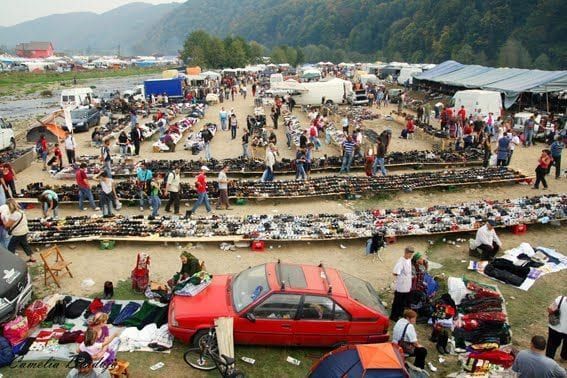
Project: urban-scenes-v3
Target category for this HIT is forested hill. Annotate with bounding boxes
[138,0,566,69]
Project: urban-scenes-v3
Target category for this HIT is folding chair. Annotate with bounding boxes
[372,246,385,262]
[40,246,73,288]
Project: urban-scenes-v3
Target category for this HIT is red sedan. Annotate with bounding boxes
[168,262,389,347]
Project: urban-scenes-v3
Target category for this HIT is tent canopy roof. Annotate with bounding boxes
[414,60,464,80]
[483,70,567,94]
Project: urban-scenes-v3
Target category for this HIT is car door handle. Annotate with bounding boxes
[336,326,345,330]
[281,324,291,329]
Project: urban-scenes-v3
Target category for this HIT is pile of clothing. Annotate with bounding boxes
[154,117,199,152]
[183,122,216,153]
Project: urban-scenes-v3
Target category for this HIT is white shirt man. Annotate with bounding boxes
[473,221,502,260]
[390,247,414,321]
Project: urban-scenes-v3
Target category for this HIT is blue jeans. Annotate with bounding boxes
[220,118,228,131]
[42,202,59,217]
[99,191,113,216]
[231,126,237,139]
[191,192,212,213]
[139,189,149,209]
[296,163,306,180]
[365,239,372,256]
[242,143,250,158]
[104,160,112,178]
[79,187,96,210]
[525,128,534,146]
[286,133,292,148]
[340,153,354,173]
[310,136,321,150]
[204,143,211,161]
[119,145,128,155]
[372,157,387,176]
[325,131,332,145]
[261,168,273,182]
[150,195,161,217]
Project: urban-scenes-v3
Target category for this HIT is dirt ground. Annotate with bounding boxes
[6,87,567,375]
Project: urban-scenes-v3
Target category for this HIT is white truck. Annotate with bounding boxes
[60,87,99,109]
[291,78,352,106]
[0,117,16,150]
[452,90,502,118]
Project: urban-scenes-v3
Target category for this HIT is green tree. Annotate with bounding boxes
[532,53,552,70]
[248,41,265,63]
[206,37,227,69]
[180,30,211,66]
[497,37,532,68]
[270,46,287,64]
[226,39,248,68]
[451,44,474,64]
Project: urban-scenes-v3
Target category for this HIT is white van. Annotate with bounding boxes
[452,90,502,118]
[60,87,98,108]
[0,117,16,150]
[291,78,351,106]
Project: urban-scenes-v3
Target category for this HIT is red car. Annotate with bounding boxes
[168,262,390,347]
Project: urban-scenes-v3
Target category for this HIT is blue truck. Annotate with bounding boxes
[143,78,184,99]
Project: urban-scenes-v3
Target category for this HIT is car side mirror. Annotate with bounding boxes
[245,313,256,323]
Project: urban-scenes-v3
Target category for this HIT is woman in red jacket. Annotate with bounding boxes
[533,149,553,190]
[2,164,16,198]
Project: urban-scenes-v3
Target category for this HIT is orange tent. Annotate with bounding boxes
[309,343,409,377]
[186,66,201,75]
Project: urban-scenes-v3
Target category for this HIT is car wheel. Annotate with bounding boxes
[192,329,215,349]
[9,138,16,150]
[330,341,347,349]
[325,100,334,105]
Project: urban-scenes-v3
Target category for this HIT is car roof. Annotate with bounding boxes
[266,262,348,298]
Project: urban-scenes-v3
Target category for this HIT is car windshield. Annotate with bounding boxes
[231,265,269,312]
[71,110,89,119]
[339,271,386,314]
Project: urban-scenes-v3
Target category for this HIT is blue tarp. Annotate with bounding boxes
[457,67,527,88]
[483,70,567,95]
[430,65,493,86]
[413,60,464,81]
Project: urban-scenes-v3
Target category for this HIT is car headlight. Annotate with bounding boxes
[78,122,84,126]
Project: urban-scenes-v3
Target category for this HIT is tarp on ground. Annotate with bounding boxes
[430,65,493,86]
[413,60,464,81]
[457,67,527,88]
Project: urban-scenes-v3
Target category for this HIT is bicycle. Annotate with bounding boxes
[184,327,245,378]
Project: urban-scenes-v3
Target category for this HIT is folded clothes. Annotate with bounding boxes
[64,299,91,319]
[122,301,163,329]
[468,350,514,368]
[112,302,141,326]
[463,312,507,324]
[107,304,123,324]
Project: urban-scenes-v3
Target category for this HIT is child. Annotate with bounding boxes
[77,328,119,365]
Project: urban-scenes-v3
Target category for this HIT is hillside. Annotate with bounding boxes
[138,0,566,68]
[0,2,179,55]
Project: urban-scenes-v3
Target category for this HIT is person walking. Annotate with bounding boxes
[37,134,48,171]
[148,180,161,220]
[130,123,143,156]
[512,335,566,377]
[550,136,564,179]
[187,166,212,217]
[2,164,17,198]
[372,139,387,176]
[533,149,553,190]
[482,136,492,168]
[339,136,356,173]
[76,163,99,212]
[100,139,112,178]
[118,131,129,156]
[136,162,153,211]
[507,131,521,166]
[523,115,536,147]
[215,165,231,210]
[309,122,321,151]
[261,144,276,182]
[38,189,59,218]
[393,309,429,370]
[229,114,238,140]
[164,165,181,215]
[390,247,415,321]
[496,134,511,166]
[270,106,279,129]
[546,295,567,361]
[241,129,250,159]
[96,171,116,217]
[295,147,307,180]
[4,199,35,263]
[64,132,77,165]
[219,107,228,131]
[200,125,213,161]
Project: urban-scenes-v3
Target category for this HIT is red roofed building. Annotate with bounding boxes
[15,41,54,58]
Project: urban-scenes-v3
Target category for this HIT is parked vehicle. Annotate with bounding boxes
[291,78,352,106]
[143,78,184,99]
[513,112,542,133]
[0,246,33,323]
[269,74,284,88]
[123,85,145,102]
[60,87,98,109]
[169,262,389,347]
[0,117,16,150]
[70,107,101,131]
[452,90,502,119]
[347,90,370,106]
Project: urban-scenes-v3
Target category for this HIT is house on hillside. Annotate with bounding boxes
[15,42,54,58]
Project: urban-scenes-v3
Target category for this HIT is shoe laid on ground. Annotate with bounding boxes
[428,362,437,372]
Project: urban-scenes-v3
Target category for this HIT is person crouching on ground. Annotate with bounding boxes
[393,309,429,370]
[472,220,502,260]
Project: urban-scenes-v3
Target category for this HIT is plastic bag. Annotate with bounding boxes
[3,316,29,345]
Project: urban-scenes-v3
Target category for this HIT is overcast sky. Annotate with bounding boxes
[0,0,183,26]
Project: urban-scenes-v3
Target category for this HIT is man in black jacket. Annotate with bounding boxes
[130,123,143,156]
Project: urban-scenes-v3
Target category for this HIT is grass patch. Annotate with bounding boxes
[0,67,167,97]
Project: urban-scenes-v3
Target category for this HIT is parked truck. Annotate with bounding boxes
[143,78,184,99]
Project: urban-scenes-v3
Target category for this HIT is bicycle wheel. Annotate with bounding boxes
[228,369,246,378]
[184,348,217,371]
